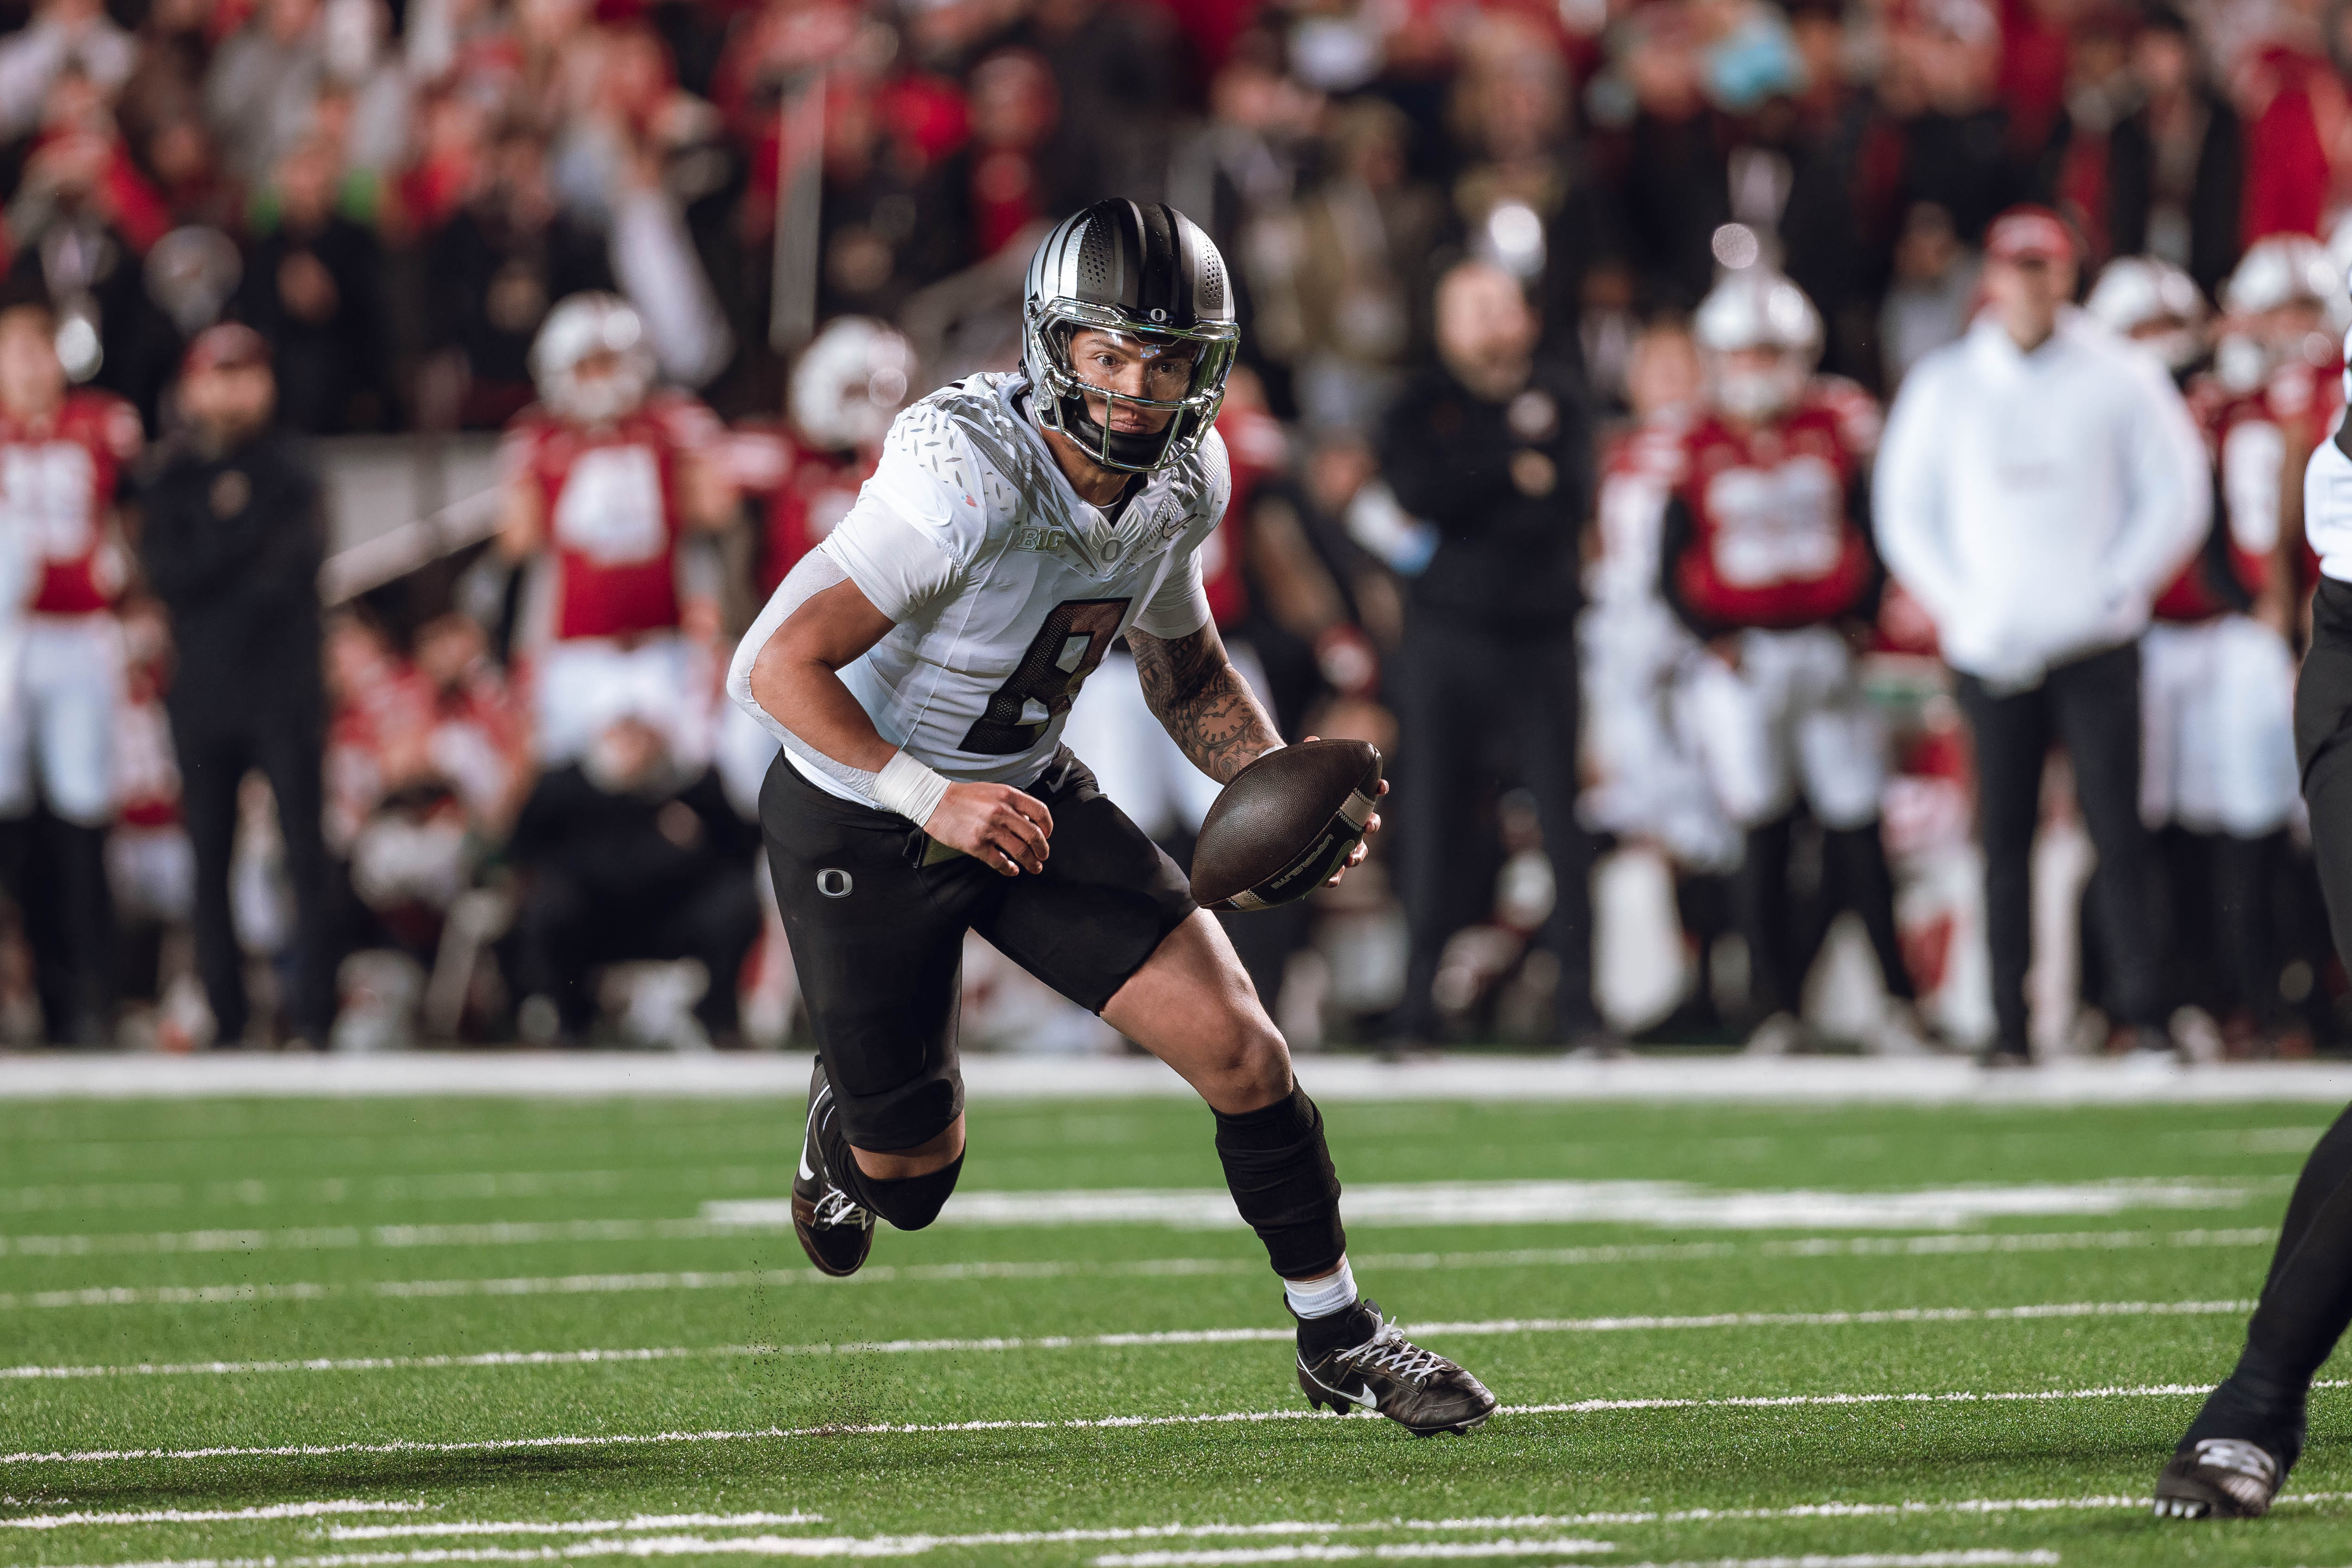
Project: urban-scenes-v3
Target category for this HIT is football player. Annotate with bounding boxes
[2089,255,2301,1054]
[497,292,737,768]
[2159,304,2352,1520]
[0,296,144,1044]
[1660,271,1930,1056]
[728,198,1496,1436]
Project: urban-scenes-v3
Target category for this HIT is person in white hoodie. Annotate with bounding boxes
[1875,205,2209,1066]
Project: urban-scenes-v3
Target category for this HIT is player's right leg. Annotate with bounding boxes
[757,752,981,1276]
[2155,586,2352,1517]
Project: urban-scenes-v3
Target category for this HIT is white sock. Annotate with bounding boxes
[1284,1259,1357,1320]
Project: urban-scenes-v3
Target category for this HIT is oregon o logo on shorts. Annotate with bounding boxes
[816,869,853,898]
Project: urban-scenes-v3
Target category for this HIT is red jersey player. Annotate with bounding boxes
[0,296,144,1043]
[1660,270,1929,1057]
[496,292,737,768]
[715,315,913,814]
[2096,252,2303,1050]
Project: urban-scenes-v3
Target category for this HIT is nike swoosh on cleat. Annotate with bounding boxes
[1301,1363,1378,1409]
[798,1097,824,1184]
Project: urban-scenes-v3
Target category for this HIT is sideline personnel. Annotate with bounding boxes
[137,324,335,1047]
[1874,205,2207,1066]
[1378,259,1611,1054]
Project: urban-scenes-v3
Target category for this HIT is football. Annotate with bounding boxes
[1190,739,1384,911]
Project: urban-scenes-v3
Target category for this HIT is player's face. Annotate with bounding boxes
[1067,328,1195,434]
[0,310,64,416]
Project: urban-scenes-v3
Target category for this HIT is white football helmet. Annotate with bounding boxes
[2222,235,2336,318]
[1693,270,1822,421]
[2085,256,2206,372]
[790,316,915,452]
[2324,212,2352,333]
[530,292,655,425]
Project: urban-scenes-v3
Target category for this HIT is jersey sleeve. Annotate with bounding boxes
[818,403,995,622]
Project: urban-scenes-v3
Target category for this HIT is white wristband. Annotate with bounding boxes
[874,749,952,828]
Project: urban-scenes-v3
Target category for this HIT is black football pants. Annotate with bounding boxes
[1956,641,2163,1050]
[169,705,337,1045]
[2199,578,2352,1420]
[1391,614,1599,1041]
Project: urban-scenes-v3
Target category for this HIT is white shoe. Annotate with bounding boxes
[1744,1011,1805,1056]
[1867,1000,1939,1057]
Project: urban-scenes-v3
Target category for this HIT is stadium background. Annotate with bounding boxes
[6,0,2341,1056]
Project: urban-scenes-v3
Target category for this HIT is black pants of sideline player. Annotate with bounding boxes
[2179,578,2352,1466]
[1390,613,1601,1045]
[1956,641,2166,1053]
[170,701,337,1046]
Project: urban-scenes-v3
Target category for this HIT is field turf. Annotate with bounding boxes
[3,1086,2351,1567]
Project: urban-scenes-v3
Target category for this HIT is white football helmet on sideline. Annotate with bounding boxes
[790,317,915,452]
[531,292,656,425]
[1693,270,1822,422]
[2222,235,2335,318]
[2085,256,2206,372]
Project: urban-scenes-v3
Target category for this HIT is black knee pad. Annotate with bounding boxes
[858,1154,965,1232]
[1214,1086,1346,1278]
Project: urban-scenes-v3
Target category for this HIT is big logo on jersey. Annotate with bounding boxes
[551,445,667,564]
[961,598,1130,755]
[4,442,96,562]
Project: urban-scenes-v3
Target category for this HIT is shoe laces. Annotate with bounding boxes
[1334,1315,1448,1386]
[2192,1438,2278,1485]
[812,1186,871,1231]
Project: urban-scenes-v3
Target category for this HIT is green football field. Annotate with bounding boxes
[5,1083,2352,1568]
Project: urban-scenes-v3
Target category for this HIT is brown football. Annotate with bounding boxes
[1190,740,1384,911]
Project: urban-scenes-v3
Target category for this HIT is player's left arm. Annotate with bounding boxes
[1128,620,1283,786]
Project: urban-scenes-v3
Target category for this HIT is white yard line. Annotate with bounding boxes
[14,1378,2349,1466]
[8,1049,2352,1102]
[1094,1554,2035,1568]
[0,1181,2269,1258]
[712,1178,2258,1232]
[0,1223,2282,1315]
[1085,1545,1613,1565]
[0,1297,2263,1382]
[2,1502,427,1530]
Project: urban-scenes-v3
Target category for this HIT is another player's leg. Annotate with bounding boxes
[759,752,979,1276]
[1101,912,1498,1436]
[2155,592,2352,1518]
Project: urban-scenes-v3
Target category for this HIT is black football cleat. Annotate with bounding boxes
[791,1065,873,1278]
[2154,1438,2286,1519]
[1296,1300,1497,1436]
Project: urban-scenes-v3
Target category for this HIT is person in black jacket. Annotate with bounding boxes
[136,323,336,1047]
[1378,259,1610,1053]
[2107,10,2241,303]
[505,714,761,1049]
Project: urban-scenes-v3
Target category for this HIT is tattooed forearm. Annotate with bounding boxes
[1128,624,1284,785]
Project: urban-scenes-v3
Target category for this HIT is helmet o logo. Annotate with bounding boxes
[816,869,854,899]
[1150,307,1168,322]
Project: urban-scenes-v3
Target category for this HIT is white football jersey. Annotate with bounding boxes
[730,372,1229,802]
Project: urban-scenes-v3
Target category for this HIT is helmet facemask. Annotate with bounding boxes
[1023,299,1237,473]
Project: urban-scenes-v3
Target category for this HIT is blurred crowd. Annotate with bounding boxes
[2,0,2352,1054]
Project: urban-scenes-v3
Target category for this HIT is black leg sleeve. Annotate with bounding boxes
[1824,823,1915,1002]
[2179,1103,2352,1463]
[1214,1085,1346,1279]
[1736,814,1799,1016]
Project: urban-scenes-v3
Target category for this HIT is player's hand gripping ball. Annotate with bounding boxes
[1190,739,1385,910]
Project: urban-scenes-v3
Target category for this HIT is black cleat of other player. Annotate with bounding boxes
[791,1066,874,1278]
[2154,1438,2287,1519]
[1295,1299,1497,1436]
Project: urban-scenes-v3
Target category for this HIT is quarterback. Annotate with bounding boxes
[728,198,1495,1436]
